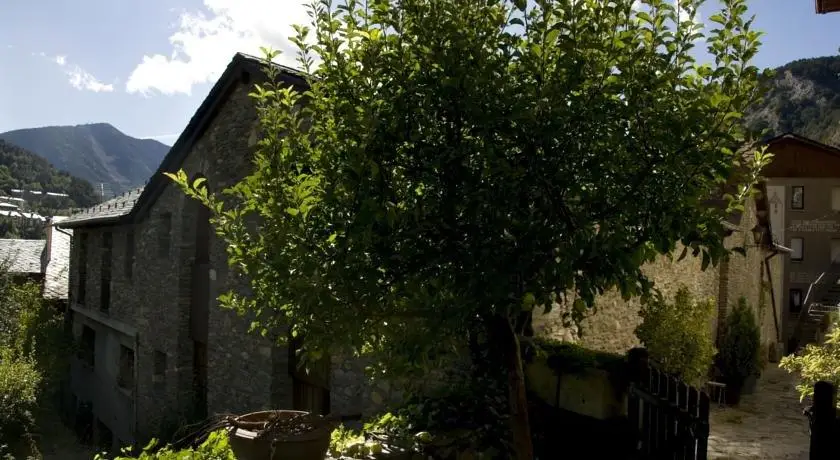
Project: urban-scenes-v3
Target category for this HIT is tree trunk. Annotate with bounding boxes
[496,315,534,460]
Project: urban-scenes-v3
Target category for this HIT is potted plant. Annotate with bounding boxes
[718,298,761,404]
[227,410,339,460]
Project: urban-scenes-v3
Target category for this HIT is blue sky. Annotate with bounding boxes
[0,0,837,145]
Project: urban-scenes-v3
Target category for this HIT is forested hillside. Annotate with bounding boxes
[746,56,840,146]
[0,139,98,238]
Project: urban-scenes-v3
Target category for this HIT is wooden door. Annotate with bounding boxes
[289,336,331,415]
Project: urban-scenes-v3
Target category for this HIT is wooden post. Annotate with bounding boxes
[810,380,837,460]
[628,347,649,385]
[627,347,648,455]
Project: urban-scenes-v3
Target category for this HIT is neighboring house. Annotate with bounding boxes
[57,53,374,451]
[0,216,72,306]
[761,133,840,351]
[533,188,788,363]
[0,238,46,283]
[816,0,840,13]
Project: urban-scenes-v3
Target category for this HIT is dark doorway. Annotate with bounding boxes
[288,335,331,415]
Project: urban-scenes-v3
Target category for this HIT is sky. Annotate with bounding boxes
[0,0,838,145]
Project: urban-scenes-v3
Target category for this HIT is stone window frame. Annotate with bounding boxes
[790,185,805,210]
[117,344,135,391]
[790,237,804,262]
[789,288,803,314]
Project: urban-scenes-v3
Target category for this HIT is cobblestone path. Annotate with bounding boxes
[707,365,809,460]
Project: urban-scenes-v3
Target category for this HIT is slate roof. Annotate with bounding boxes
[59,187,144,228]
[58,53,306,230]
[43,216,72,300]
[0,239,46,274]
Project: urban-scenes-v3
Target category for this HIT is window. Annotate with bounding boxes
[78,233,88,305]
[833,188,840,212]
[117,345,134,390]
[789,289,803,314]
[79,326,95,368]
[158,213,172,258]
[791,237,804,261]
[125,230,135,280]
[100,232,112,313]
[791,186,805,210]
[153,350,167,383]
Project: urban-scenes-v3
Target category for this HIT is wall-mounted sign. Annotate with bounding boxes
[789,220,840,233]
[789,272,814,284]
[767,185,785,244]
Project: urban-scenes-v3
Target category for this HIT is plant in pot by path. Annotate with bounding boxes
[718,298,761,404]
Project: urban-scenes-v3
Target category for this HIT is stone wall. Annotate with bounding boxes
[533,197,783,359]
[67,73,380,444]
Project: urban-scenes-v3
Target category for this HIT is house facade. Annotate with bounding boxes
[762,133,840,351]
[58,54,376,450]
[533,181,787,363]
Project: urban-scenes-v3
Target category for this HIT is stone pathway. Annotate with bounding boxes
[707,365,809,460]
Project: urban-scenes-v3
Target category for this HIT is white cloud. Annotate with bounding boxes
[65,67,114,93]
[36,52,114,93]
[126,0,310,96]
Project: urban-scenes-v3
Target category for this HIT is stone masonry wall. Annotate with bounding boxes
[170,80,284,418]
[533,196,783,358]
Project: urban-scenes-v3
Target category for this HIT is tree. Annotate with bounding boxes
[168,0,770,457]
[780,316,840,408]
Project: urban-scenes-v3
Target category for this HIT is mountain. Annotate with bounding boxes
[746,56,840,146]
[0,123,169,196]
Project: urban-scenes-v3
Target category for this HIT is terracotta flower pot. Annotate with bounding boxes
[228,410,336,460]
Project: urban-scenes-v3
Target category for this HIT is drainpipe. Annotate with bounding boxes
[764,243,792,344]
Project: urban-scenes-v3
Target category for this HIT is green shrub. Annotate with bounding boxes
[780,317,840,407]
[635,286,717,385]
[96,430,234,460]
[0,349,42,441]
[719,297,761,385]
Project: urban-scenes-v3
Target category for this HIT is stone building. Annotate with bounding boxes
[57,54,375,450]
[533,185,788,362]
[0,216,72,306]
[761,133,840,351]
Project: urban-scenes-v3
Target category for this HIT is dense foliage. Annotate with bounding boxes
[746,56,840,146]
[780,317,840,408]
[635,286,717,385]
[0,261,73,451]
[718,297,762,386]
[94,431,235,460]
[169,0,769,456]
[0,123,168,196]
